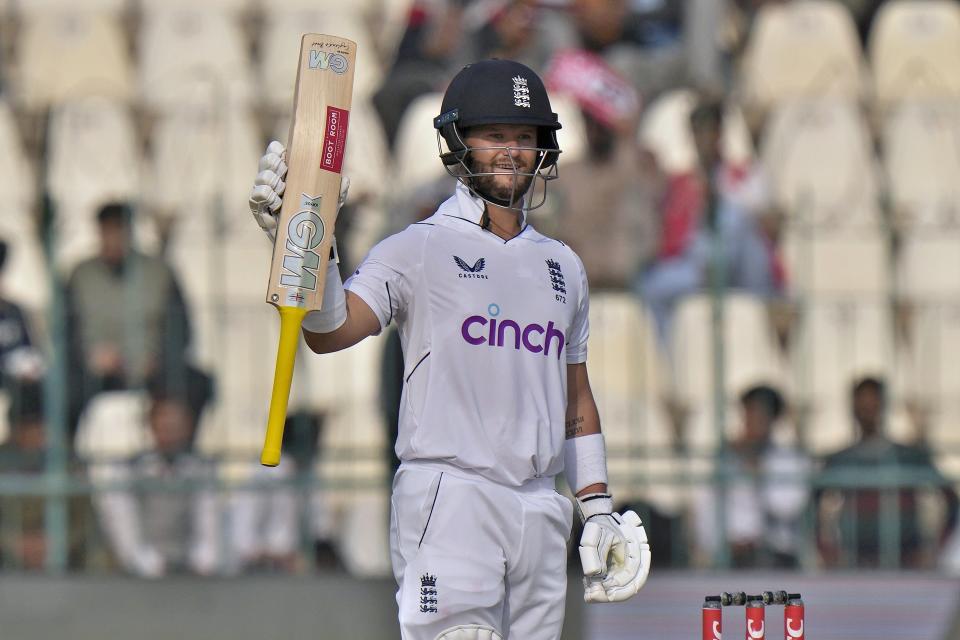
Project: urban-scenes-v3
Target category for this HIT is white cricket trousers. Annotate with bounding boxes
[390,463,573,640]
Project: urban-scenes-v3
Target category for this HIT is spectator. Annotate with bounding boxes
[693,384,811,568]
[94,390,220,578]
[547,103,662,291]
[565,0,688,99]
[0,382,94,570]
[637,96,783,347]
[372,0,467,150]
[817,377,960,569]
[461,0,554,72]
[227,412,338,575]
[0,239,44,391]
[65,203,195,442]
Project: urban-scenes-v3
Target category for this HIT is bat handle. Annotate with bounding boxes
[261,305,308,466]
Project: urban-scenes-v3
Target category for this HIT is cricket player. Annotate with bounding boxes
[250,59,650,640]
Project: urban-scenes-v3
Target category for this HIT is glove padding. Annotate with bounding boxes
[579,510,651,603]
[249,140,349,243]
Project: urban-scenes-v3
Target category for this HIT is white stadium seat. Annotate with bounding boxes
[904,303,960,402]
[45,96,148,272]
[789,299,895,406]
[0,100,36,234]
[139,7,253,112]
[0,230,49,316]
[869,0,960,108]
[897,232,960,300]
[146,103,261,242]
[740,0,865,113]
[139,0,253,14]
[15,0,126,13]
[586,293,672,505]
[670,293,786,408]
[639,89,755,174]
[762,99,881,230]
[74,391,152,462]
[14,10,134,109]
[882,101,960,230]
[549,93,587,166]
[392,92,446,194]
[782,229,891,298]
[257,9,383,111]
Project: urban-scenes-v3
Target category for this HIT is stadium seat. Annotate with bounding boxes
[897,232,960,300]
[15,0,126,13]
[669,293,786,409]
[639,89,754,174]
[139,0,252,15]
[549,93,587,165]
[0,229,49,315]
[0,99,43,311]
[74,390,152,462]
[14,10,135,110]
[45,96,149,272]
[739,0,866,114]
[0,99,36,234]
[869,0,960,109]
[788,299,895,407]
[257,9,384,111]
[587,293,672,505]
[882,101,960,230]
[782,228,891,297]
[146,103,261,242]
[138,7,253,112]
[392,92,446,194]
[762,99,881,230]
[904,303,960,402]
[0,389,8,445]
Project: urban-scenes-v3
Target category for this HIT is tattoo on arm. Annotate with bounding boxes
[565,415,584,438]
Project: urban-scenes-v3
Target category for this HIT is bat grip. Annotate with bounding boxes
[261,305,308,466]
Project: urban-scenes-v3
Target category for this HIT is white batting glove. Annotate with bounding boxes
[248,140,350,243]
[576,493,651,603]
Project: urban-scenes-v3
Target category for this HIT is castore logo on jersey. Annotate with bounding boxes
[454,255,489,279]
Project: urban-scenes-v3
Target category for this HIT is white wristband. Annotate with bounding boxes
[301,257,346,333]
[576,492,614,521]
[564,433,609,496]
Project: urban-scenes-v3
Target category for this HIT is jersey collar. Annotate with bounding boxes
[454,181,529,231]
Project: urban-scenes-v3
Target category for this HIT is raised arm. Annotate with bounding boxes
[302,290,380,354]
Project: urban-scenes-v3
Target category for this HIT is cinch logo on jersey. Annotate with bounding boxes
[309,49,349,74]
[461,303,564,359]
[280,195,325,292]
[454,255,488,279]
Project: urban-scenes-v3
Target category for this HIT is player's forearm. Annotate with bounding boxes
[565,362,602,439]
[303,291,379,354]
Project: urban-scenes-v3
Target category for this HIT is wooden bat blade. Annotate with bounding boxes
[261,33,356,467]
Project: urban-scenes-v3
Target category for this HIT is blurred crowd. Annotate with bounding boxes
[1,0,960,577]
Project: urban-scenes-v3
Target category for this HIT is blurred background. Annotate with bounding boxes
[1,0,960,638]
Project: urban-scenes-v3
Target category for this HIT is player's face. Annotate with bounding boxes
[464,124,539,205]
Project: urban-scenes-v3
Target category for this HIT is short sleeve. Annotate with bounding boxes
[565,251,590,364]
[344,227,423,331]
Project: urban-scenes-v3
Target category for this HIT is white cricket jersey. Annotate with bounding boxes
[345,182,590,486]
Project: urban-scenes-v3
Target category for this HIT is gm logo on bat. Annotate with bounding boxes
[309,49,349,74]
[279,195,325,294]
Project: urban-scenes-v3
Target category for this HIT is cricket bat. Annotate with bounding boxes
[261,34,356,467]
